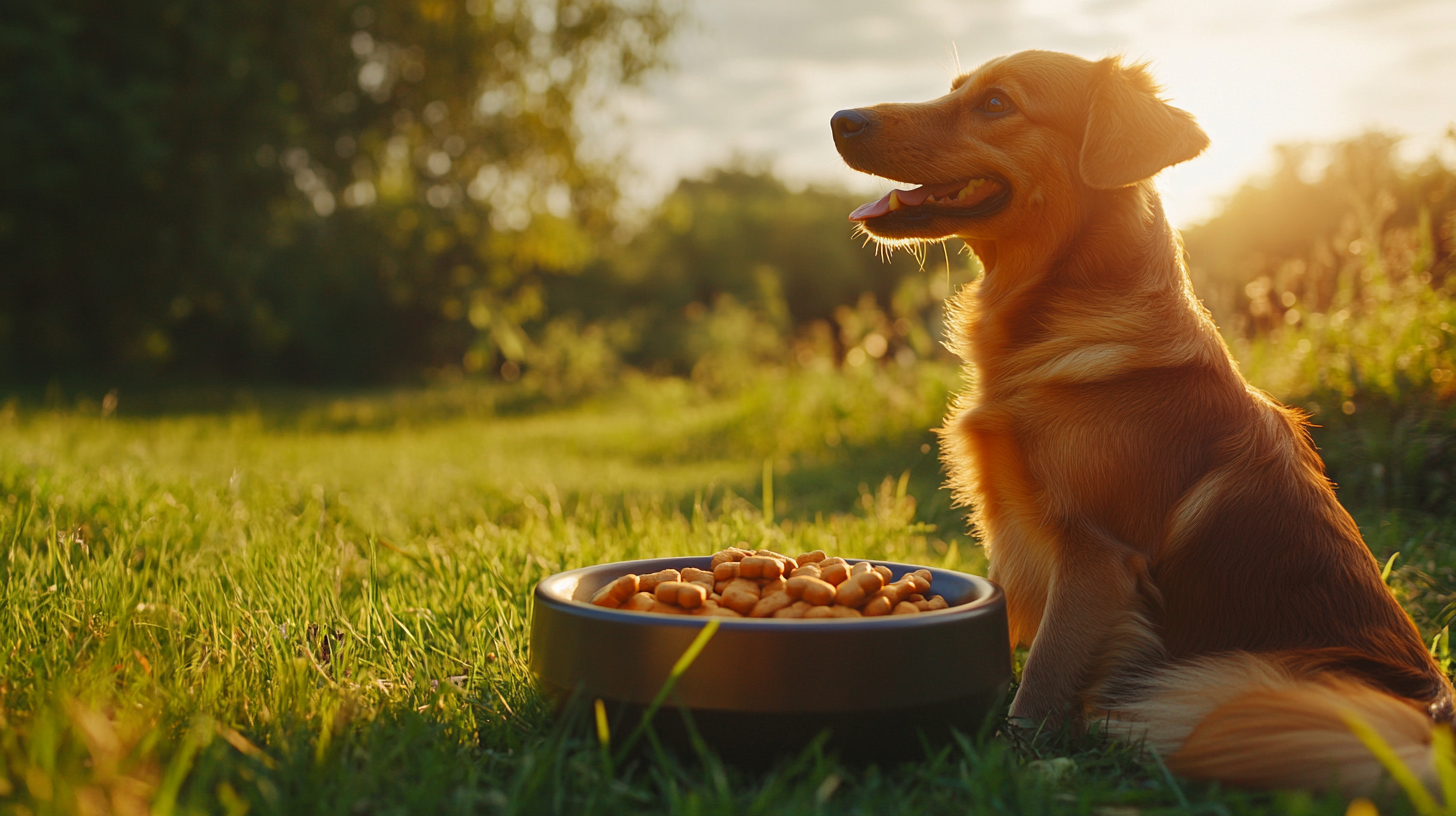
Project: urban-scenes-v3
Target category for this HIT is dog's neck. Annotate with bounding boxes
[968,181,1170,297]
[953,181,1227,391]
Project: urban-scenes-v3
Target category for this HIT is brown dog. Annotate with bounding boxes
[832,50,1452,793]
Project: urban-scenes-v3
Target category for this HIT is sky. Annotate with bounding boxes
[597,0,1456,229]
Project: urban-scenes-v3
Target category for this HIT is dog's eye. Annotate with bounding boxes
[983,95,1013,115]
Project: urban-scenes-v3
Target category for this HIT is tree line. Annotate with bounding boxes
[5,1,1453,390]
[1,0,676,383]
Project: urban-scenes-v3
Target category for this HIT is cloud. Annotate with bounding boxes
[1303,0,1448,24]
[596,0,1456,227]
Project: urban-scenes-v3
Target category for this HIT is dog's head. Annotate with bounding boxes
[832,50,1208,246]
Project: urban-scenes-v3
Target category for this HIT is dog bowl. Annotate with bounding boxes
[530,556,1011,764]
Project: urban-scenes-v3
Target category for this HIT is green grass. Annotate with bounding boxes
[0,365,1447,815]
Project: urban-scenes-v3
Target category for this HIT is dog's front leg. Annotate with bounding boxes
[1008,517,1151,726]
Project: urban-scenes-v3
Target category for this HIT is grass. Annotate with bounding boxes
[0,364,1450,815]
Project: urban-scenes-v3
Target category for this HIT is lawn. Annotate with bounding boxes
[1,365,1449,815]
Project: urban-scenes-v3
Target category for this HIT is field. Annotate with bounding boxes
[7,0,1454,809]
[3,362,1453,816]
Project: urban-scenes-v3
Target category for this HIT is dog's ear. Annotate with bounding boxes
[1079,58,1209,190]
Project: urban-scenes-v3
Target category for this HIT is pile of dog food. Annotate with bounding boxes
[589,546,949,618]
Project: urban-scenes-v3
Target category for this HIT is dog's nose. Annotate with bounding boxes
[831,109,874,140]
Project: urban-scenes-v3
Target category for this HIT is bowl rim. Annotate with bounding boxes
[533,555,1002,630]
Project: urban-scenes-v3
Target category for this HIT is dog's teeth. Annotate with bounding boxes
[888,191,903,211]
[954,178,988,201]
[926,195,938,203]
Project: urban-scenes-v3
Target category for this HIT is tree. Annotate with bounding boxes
[0,0,679,382]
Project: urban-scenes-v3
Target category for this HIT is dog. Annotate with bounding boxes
[832,50,1453,793]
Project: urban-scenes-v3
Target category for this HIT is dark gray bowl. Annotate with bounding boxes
[530,556,1010,763]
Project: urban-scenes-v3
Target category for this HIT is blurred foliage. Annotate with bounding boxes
[1185,131,1456,331]
[1184,131,1456,512]
[541,167,980,385]
[0,0,678,382]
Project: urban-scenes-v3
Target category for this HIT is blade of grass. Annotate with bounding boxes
[1436,601,1456,632]
[594,698,612,775]
[1434,723,1456,813]
[1347,798,1380,816]
[217,723,277,769]
[675,701,731,802]
[152,716,215,816]
[613,618,720,763]
[1382,552,1401,584]
[1147,745,1190,810]
[763,459,774,526]
[1341,709,1441,816]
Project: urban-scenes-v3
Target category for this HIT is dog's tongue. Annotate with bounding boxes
[849,179,994,221]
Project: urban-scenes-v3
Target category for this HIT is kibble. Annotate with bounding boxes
[833,570,885,608]
[873,578,917,607]
[590,574,640,608]
[785,575,836,606]
[587,548,951,619]
[820,562,851,586]
[681,567,716,590]
[860,595,893,617]
[773,600,813,619]
[915,596,949,612]
[655,580,708,609]
[710,547,752,569]
[621,592,657,612]
[739,555,783,580]
[796,550,827,566]
[719,577,762,616]
[638,569,681,593]
[749,592,794,618]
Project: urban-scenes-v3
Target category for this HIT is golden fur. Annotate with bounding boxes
[832,50,1453,794]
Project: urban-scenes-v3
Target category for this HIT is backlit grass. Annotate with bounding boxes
[0,365,1447,815]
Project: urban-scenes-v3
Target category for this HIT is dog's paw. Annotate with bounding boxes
[1003,715,1042,748]
[1006,715,1041,732]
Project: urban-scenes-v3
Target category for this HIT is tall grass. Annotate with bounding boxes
[1236,208,1456,512]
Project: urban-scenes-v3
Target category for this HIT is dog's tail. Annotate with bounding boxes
[1112,652,1439,794]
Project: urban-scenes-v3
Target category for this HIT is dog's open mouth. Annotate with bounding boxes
[850,177,1007,223]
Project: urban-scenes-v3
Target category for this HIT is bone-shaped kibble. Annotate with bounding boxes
[593,549,948,618]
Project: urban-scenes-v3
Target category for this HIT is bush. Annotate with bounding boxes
[1216,135,1456,511]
